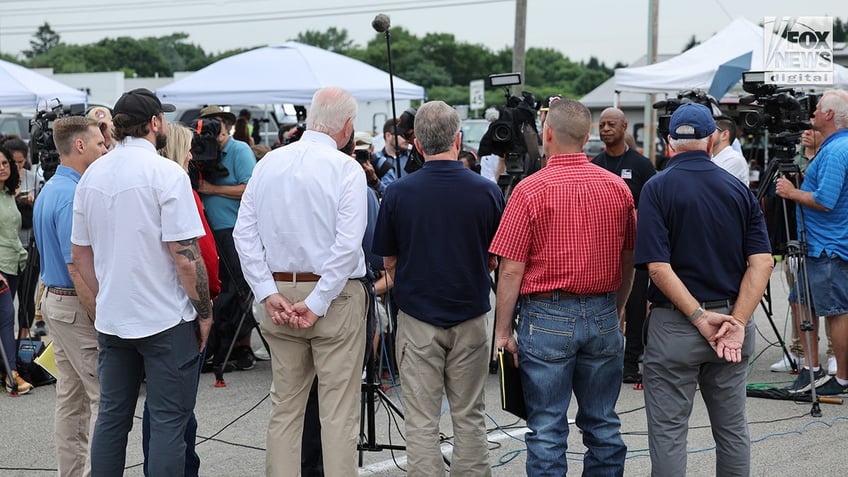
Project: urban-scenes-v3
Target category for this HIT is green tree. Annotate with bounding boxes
[24,22,60,59]
[682,34,700,52]
[295,27,355,53]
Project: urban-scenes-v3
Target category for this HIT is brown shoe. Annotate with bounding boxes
[6,371,33,395]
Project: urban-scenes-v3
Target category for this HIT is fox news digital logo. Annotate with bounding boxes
[763,16,833,85]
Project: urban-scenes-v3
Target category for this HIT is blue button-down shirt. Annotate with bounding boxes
[33,165,80,288]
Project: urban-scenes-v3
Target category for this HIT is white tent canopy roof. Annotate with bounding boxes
[614,17,848,94]
[0,59,88,109]
[156,41,425,105]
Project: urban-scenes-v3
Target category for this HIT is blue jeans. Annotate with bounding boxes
[518,292,626,477]
[0,272,19,369]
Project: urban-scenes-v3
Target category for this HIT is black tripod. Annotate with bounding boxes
[357,290,406,464]
[758,149,823,417]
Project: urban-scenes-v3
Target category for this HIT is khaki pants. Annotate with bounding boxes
[42,290,100,477]
[260,279,367,477]
[396,311,492,477]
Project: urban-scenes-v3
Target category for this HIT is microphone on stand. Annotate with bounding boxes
[372,13,402,179]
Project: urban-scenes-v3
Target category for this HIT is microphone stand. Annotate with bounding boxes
[381,27,402,180]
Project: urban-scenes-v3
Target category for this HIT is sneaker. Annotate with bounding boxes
[827,355,838,376]
[770,353,803,372]
[815,376,848,396]
[5,371,33,395]
[253,347,270,361]
[233,346,256,371]
[785,367,828,393]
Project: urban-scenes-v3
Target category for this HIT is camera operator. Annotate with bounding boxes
[372,118,410,194]
[354,131,382,193]
[776,89,848,396]
[768,129,837,375]
[197,105,258,370]
[711,116,750,185]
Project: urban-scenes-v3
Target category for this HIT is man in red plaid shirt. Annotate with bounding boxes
[490,98,636,476]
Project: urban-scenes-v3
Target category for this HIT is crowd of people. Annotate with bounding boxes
[0,83,846,477]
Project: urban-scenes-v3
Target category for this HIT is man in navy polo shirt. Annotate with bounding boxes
[373,100,504,476]
[635,103,773,476]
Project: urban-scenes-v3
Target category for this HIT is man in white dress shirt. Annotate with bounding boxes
[233,87,368,477]
[711,116,750,185]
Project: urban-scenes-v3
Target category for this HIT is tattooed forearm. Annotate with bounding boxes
[176,238,198,262]
[193,258,211,319]
[169,237,211,319]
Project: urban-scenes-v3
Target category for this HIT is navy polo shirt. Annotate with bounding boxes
[634,150,771,304]
[372,160,505,328]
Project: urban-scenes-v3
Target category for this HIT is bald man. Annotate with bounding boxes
[592,107,656,383]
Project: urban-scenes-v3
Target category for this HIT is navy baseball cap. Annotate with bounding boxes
[669,103,716,139]
[113,88,175,126]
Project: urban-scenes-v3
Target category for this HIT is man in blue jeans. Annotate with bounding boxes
[491,98,636,476]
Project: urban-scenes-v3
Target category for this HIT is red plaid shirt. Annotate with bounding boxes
[489,153,636,295]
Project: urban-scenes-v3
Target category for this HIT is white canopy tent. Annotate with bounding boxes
[156,42,425,105]
[614,17,848,95]
[0,59,87,109]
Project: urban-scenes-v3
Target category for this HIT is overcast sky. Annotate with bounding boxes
[0,0,844,67]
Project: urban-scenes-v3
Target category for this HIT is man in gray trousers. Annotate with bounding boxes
[634,103,773,476]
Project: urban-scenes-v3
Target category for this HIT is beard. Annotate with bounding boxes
[155,131,167,150]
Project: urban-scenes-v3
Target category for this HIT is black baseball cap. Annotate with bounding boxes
[112,88,175,126]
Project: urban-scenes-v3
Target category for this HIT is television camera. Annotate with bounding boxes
[189,117,228,190]
[739,71,819,161]
[653,88,721,143]
[29,101,87,181]
[476,73,540,190]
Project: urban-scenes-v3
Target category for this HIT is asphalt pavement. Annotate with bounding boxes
[2,264,847,476]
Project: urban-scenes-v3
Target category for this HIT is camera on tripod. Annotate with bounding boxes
[188,118,228,190]
[653,89,721,143]
[477,73,540,185]
[29,101,87,181]
[738,71,820,161]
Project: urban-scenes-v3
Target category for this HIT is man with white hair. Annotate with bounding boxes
[776,89,848,396]
[636,103,773,476]
[233,87,368,476]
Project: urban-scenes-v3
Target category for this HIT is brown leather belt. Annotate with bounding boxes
[526,289,583,300]
[47,287,77,296]
[272,272,321,282]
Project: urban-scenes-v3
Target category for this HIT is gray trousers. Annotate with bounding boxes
[643,306,755,477]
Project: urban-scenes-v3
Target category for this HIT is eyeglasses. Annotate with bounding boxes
[0,161,10,169]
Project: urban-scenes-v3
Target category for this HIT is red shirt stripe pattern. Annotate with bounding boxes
[489,153,636,295]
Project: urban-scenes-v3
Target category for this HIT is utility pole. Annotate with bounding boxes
[512,0,527,95]
[643,0,659,164]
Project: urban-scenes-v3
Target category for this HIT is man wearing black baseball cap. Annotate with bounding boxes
[635,102,773,475]
[111,88,175,149]
[71,87,212,475]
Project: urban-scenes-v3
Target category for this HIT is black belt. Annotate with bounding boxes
[652,299,735,311]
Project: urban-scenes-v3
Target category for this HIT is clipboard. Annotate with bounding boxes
[498,348,527,420]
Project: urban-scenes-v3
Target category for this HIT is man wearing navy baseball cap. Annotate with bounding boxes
[634,102,773,475]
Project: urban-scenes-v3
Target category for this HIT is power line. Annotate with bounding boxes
[0,0,511,35]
